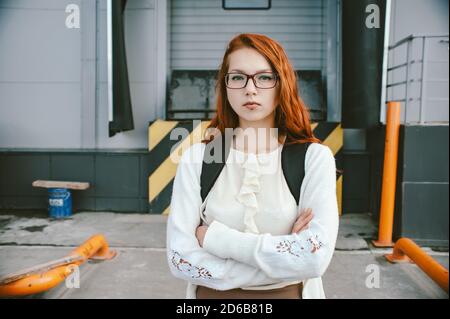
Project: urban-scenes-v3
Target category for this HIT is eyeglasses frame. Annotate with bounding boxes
[224,71,279,89]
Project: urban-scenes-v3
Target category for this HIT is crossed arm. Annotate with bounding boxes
[195,208,314,246]
[166,143,339,290]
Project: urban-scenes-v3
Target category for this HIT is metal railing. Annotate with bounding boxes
[386,238,449,293]
[373,101,449,294]
[0,234,116,297]
[386,34,449,124]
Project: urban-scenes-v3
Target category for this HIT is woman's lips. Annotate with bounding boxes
[243,103,260,110]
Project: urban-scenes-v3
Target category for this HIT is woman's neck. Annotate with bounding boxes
[233,126,283,154]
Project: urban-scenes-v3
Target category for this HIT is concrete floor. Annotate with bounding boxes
[0,212,448,299]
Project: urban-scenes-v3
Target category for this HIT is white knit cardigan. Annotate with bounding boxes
[166,142,339,299]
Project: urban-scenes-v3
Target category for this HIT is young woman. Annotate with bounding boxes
[166,33,339,299]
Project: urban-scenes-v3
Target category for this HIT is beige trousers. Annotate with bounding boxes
[196,282,303,299]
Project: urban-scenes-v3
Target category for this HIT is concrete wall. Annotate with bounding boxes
[390,0,448,41]
[0,0,342,149]
[0,0,83,148]
[0,149,151,213]
[393,125,449,246]
[0,0,163,149]
[384,0,449,124]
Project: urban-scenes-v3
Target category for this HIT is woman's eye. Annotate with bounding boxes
[258,75,273,81]
[231,75,244,81]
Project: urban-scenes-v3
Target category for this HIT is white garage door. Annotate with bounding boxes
[170,0,327,71]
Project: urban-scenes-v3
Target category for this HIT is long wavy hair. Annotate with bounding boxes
[202,33,321,145]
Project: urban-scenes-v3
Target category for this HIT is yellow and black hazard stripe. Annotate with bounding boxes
[148,120,210,215]
[311,122,343,215]
[148,120,343,215]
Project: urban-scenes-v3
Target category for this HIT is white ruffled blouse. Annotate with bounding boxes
[204,144,298,237]
[166,142,339,299]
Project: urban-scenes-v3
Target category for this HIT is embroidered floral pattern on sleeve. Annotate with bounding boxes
[170,250,213,279]
[276,235,324,257]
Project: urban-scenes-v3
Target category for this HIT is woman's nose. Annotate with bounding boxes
[244,78,258,94]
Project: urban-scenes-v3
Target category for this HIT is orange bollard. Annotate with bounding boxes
[386,238,449,293]
[372,101,401,247]
[0,234,116,297]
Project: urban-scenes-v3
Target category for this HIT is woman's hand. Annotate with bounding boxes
[196,225,209,247]
[196,209,313,246]
[291,208,314,234]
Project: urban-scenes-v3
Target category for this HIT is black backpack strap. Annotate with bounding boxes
[200,133,232,202]
[281,142,311,206]
[200,134,311,206]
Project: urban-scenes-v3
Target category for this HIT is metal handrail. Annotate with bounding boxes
[386,238,449,293]
[0,234,116,297]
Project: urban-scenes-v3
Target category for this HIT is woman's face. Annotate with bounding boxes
[226,48,279,128]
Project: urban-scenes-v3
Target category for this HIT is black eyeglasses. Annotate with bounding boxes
[225,72,278,89]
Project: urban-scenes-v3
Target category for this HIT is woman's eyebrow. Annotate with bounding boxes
[229,69,273,73]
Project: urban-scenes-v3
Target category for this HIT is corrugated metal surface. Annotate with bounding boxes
[170,0,326,70]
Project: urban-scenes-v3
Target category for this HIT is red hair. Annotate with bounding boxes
[202,33,321,145]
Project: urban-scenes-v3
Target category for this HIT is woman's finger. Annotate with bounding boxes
[299,208,313,218]
[292,216,312,232]
[292,222,310,234]
[297,223,310,233]
[291,211,314,233]
[295,210,312,224]
[294,211,314,228]
[292,217,312,233]
[290,208,313,233]
[299,207,312,215]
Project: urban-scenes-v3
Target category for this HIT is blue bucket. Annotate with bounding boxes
[48,188,72,218]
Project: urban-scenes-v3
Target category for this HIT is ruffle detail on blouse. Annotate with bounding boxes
[235,153,261,234]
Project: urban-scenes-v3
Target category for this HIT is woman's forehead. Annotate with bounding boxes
[228,48,272,73]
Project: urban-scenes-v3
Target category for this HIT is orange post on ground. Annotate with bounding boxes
[386,238,449,293]
[372,101,401,247]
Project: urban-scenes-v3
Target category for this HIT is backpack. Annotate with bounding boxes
[200,133,311,206]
